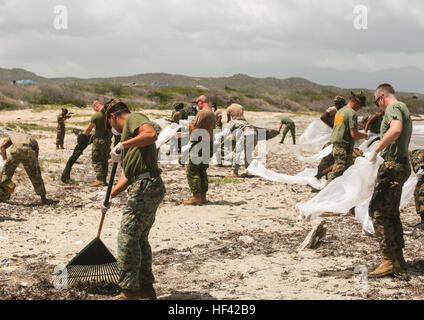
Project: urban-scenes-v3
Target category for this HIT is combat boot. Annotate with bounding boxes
[226,169,239,178]
[90,180,104,188]
[395,248,408,270]
[201,193,207,204]
[105,289,140,300]
[139,284,157,300]
[369,251,401,278]
[184,194,203,205]
[60,145,65,150]
[320,212,341,217]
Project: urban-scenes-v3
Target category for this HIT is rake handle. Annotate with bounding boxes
[97,160,120,239]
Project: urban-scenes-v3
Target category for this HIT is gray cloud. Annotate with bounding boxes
[0,0,423,91]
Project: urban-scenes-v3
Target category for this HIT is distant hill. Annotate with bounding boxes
[0,68,348,94]
[0,67,423,115]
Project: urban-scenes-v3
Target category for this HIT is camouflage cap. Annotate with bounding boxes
[351,91,367,107]
[103,98,121,129]
[333,96,346,105]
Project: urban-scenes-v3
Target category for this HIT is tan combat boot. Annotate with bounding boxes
[369,251,400,278]
[90,180,105,188]
[184,194,203,205]
[105,289,140,300]
[320,212,341,217]
[226,169,239,178]
[139,284,157,300]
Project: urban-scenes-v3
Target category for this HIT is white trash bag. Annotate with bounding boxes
[296,156,384,221]
[156,123,182,149]
[354,172,418,235]
[247,160,326,190]
[295,120,332,156]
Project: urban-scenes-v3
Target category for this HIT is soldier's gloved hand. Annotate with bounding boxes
[110,143,123,163]
[366,151,378,163]
[101,202,111,214]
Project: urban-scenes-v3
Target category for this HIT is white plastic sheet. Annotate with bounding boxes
[296,156,384,221]
[354,173,418,235]
[156,123,182,149]
[295,120,332,156]
[153,117,170,129]
[0,156,3,173]
[247,160,326,190]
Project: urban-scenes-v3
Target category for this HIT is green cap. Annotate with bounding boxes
[333,96,346,105]
[351,91,367,107]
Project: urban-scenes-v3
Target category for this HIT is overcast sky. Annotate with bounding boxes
[1,0,423,92]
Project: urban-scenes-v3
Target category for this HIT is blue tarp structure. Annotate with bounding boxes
[151,81,175,87]
[14,80,36,85]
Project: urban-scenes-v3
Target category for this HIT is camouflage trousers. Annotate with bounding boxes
[415,179,424,218]
[92,137,111,181]
[186,142,212,194]
[56,125,65,147]
[326,143,353,184]
[281,125,296,144]
[318,147,363,180]
[369,161,411,254]
[2,146,46,196]
[118,175,166,290]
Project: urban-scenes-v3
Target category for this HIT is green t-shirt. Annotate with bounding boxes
[91,111,110,138]
[281,118,294,126]
[121,113,160,179]
[380,101,412,161]
[330,106,358,148]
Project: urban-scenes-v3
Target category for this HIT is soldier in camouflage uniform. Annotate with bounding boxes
[410,149,424,229]
[320,96,346,128]
[171,102,185,124]
[184,96,216,205]
[279,118,296,144]
[1,133,54,205]
[326,92,368,185]
[103,101,166,300]
[56,108,71,149]
[367,83,412,277]
[316,144,364,180]
[83,100,116,187]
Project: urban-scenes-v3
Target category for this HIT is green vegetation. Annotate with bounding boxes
[5,122,56,132]
[0,101,20,111]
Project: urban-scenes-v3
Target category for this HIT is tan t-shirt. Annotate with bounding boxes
[171,111,182,124]
[191,108,216,141]
[326,106,338,117]
[9,133,38,151]
[227,104,246,121]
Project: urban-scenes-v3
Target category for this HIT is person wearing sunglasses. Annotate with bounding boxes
[366,83,412,278]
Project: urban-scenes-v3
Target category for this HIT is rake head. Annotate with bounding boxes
[56,238,120,286]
